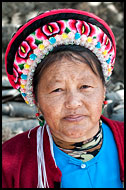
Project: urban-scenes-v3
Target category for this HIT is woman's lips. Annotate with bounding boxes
[63,115,85,122]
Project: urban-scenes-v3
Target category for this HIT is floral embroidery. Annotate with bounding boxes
[35,20,66,40]
[15,35,37,64]
[68,20,91,36]
[12,62,22,89]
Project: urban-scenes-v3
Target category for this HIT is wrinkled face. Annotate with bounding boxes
[37,56,106,142]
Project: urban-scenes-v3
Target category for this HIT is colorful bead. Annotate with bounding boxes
[103,100,108,105]
[43,39,50,46]
[21,74,27,80]
[55,35,62,42]
[38,44,45,50]
[75,33,81,40]
[108,67,111,72]
[34,48,41,54]
[35,113,40,117]
[27,59,33,65]
[20,84,25,89]
[25,100,29,104]
[106,58,111,64]
[68,32,75,39]
[80,35,87,43]
[95,42,101,48]
[29,54,37,60]
[20,88,26,93]
[20,79,27,85]
[23,69,29,75]
[102,50,107,56]
[22,93,26,97]
[87,37,92,43]
[49,37,56,44]
[24,64,30,69]
[92,38,97,46]
[62,33,68,39]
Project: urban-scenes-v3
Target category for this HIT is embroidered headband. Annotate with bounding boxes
[5,9,116,106]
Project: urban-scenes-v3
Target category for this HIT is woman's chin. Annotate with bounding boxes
[62,127,87,142]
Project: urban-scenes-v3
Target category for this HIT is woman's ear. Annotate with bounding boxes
[36,103,44,116]
[103,86,106,100]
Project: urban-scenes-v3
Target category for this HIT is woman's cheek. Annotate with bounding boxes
[90,94,103,119]
[83,89,104,117]
[40,96,63,126]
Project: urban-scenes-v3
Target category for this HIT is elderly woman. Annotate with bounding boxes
[2,9,124,188]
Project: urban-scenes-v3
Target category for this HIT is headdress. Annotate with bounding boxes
[5,9,116,106]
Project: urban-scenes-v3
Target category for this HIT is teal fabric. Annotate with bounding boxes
[53,122,123,188]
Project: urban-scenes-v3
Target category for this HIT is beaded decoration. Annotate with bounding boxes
[8,18,115,106]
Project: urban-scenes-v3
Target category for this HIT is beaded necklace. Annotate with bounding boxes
[52,120,103,162]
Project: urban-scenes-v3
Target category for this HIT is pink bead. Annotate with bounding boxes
[27,59,34,65]
[20,88,26,93]
[100,45,106,52]
[23,96,27,101]
[20,79,27,85]
[80,34,87,41]
[92,39,97,45]
[68,32,75,39]
[23,69,29,75]
[104,54,109,60]
[55,35,62,42]
[34,48,41,55]
[43,40,50,46]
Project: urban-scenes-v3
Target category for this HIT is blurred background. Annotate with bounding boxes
[2,2,124,143]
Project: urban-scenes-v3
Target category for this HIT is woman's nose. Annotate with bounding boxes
[65,92,83,109]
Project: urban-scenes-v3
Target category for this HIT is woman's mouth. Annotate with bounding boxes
[63,115,85,122]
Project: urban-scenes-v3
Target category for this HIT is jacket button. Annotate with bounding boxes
[81,163,86,168]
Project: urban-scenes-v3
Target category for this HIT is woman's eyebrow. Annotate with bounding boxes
[46,79,63,88]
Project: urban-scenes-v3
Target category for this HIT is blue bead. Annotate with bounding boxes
[75,33,81,40]
[95,42,101,48]
[106,58,111,64]
[49,37,56,45]
[29,54,37,60]
[21,74,27,80]
[22,93,26,97]
[107,76,110,80]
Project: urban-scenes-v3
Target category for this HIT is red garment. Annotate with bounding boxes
[2,116,124,188]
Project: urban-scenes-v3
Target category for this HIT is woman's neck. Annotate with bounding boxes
[51,120,102,150]
[52,120,103,162]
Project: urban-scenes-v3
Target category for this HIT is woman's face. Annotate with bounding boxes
[37,55,106,142]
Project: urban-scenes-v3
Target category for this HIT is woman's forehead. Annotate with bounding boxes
[40,58,98,82]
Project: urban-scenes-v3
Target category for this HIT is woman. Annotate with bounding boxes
[2,9,124,188]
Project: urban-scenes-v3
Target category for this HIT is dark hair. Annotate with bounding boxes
[33,45,105,103]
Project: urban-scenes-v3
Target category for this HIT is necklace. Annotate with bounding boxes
[52,120,103,162]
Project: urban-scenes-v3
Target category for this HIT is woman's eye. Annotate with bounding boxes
[52,88,62,93]
[80,85,91,89]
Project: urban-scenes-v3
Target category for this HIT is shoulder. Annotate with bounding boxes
[101,115,124,182]
[2,126,39,168]
[101,115,124,142]
[3,126,39,151]
[101,115,124,140]
[2,126,39,188]
[101,115,124,129]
